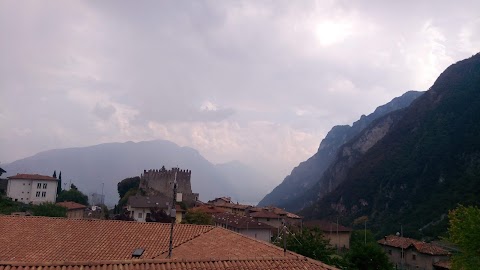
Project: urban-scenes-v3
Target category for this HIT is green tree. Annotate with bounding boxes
[56,171,62,195]
[345,230,393,270]
[117,176,140,199]
[57,188,88,205]
[345,242,393,270]
[31,202,67,217]
[275,227,335,264]
[448,205,480,270]
[183,210,213,225]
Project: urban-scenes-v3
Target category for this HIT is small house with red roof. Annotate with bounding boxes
[6,174,59,204]
[378,235,450,270]
[56,201,87,219]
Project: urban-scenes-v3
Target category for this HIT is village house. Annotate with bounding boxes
[304,220,352,250]
[212,212,275,242]
[0,215,338,270]
[248,209,283,228]
[56,201,87,219]
[378,235,451,270]
[189,204,228,215]
[127,195,185,223]
[6,174,58,204]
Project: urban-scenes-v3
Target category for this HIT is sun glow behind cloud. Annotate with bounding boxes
[314,20,353,46]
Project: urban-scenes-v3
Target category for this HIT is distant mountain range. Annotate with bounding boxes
[2,140,272,206]
[258,90,424,209]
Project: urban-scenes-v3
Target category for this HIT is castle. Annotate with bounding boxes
[139,167,199,206]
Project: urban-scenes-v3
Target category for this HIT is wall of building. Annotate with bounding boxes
[7,179,32,203]
[240,228,272,243]
[253,217,282,229]
[324,231,351,250]
[30,180,58,204]
[67,209,85,219]
[128,206,151,222]
[382,246,449,270]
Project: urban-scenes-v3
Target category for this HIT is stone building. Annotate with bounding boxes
[139,167,199,207]
[378,235,450,270]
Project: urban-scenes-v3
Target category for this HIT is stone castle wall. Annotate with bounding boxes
[140,167,198,206]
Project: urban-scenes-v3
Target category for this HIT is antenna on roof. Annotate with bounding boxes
[167,170,178,258]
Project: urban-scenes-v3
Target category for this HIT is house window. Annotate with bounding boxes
[412,254,416,261]
[43,183,47,189]
[388,250,392,255]
[267,218,270,221]
[41,192,46,197]
[138,212,143,219]
[37,183,42,188]
[36,191,40,197]
[401,251,405,259]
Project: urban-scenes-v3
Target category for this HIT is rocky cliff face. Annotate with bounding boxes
[258,91,423,208]
[284,109,407,211]
[302,53,480,239]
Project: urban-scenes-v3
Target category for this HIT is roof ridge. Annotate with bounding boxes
[0,215,216,228]
[0,257,317,266]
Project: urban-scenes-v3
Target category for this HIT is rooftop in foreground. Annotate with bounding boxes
[0,215,338,270]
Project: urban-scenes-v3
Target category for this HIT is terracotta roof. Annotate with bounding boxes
[378,235,450,256]
[7,174,58,181]
[249,210,281,219]
[0,215,339,270]
[0,257,338,270]
[304,220,352,232]
[190,205,228,214]
[212,212,275,230]
[56,201,87,210]
[0,215,213,262]
[128,195,170,208]
[224,202,250,210]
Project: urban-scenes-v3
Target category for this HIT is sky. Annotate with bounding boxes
[1,0,479,186]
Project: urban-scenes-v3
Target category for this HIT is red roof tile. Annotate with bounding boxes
[249,210,281,219]
[0,257,338,270]
[212,212,275,230]
[0,215,213,262]
[0,216,339,269]
[378,235,450,255]
[7,174,58,181]
[190,205,228,214]
[56,201,87,210]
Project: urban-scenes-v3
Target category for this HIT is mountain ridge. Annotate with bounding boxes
[258,90,424,208]
[3,140,269,206]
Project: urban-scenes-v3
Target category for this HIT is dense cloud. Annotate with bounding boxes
[1,1,479,186]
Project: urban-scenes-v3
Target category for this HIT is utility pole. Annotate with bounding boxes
[101,183,104,205]
[167,171,178,258]
[282,219,287,256]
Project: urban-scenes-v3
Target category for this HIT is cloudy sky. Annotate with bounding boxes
[1,1,479,184]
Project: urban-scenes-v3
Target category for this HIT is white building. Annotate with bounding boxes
[7,174,59,204]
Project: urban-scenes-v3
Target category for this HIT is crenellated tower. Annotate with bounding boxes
[139,167,199,206]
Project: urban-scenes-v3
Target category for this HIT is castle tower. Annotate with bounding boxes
[140,167,199,206]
